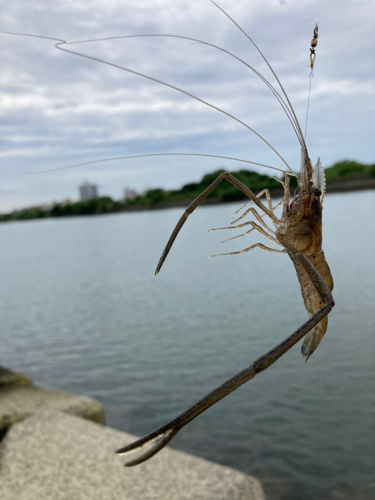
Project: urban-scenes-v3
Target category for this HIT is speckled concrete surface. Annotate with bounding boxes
[0,409,266,500]
[0,385,105,432]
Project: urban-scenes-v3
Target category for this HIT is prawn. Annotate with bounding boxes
[116,5,334,466]
[1,1,335,467]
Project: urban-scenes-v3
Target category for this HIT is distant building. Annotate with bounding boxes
[124,187,138,201]
[79,181,98,202]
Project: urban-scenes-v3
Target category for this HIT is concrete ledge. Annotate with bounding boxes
[0,409,266,500]
[0,367,32,388]
[0,385,105,433]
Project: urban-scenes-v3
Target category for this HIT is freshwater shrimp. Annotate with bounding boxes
[115,4,334,465]
[2,1,334,467]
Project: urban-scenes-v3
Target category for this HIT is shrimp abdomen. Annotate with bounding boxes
[288,250,333,359]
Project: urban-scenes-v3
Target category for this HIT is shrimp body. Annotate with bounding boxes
[113,12,335,464]
[277,155,334,359]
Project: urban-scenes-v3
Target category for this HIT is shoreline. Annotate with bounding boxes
[1,177,374,221]
[121,177,375,213]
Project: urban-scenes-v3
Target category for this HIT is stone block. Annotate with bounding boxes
[0,385,105,433]
[0,409,266,500]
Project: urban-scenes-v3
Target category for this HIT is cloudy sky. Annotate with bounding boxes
[1,0,374,212]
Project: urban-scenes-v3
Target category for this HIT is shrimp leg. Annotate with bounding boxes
[117,251,334,466]
[155,172,279,275]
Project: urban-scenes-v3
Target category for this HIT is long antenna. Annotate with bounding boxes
[304,24,318,141]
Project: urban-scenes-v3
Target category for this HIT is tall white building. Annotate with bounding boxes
[124,187,138,201]
[79,181,98,202]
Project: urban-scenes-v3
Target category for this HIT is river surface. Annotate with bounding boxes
[1,190,374,499]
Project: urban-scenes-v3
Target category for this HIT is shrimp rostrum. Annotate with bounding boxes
[115,4,334,467]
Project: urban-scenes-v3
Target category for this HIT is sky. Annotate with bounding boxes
[0,0,374,212]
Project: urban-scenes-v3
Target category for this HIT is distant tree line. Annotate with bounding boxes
[0,196,123,222]
[324,159,375,182]
[129,168,284,206]
[1,160,374,222]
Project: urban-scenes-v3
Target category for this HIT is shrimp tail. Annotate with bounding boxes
[301,316,328,361]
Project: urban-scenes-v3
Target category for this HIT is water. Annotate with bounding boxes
[1,190,374,499]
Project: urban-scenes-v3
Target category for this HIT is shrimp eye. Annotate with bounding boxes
[314,188,321,197]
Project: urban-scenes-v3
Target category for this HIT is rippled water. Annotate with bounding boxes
[1,190,374,499]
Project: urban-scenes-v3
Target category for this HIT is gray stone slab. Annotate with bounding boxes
[0,385,105,432]
[0,409,266,500]
[0,366,32,388]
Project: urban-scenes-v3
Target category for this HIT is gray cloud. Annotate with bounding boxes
[1,0,374,211]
